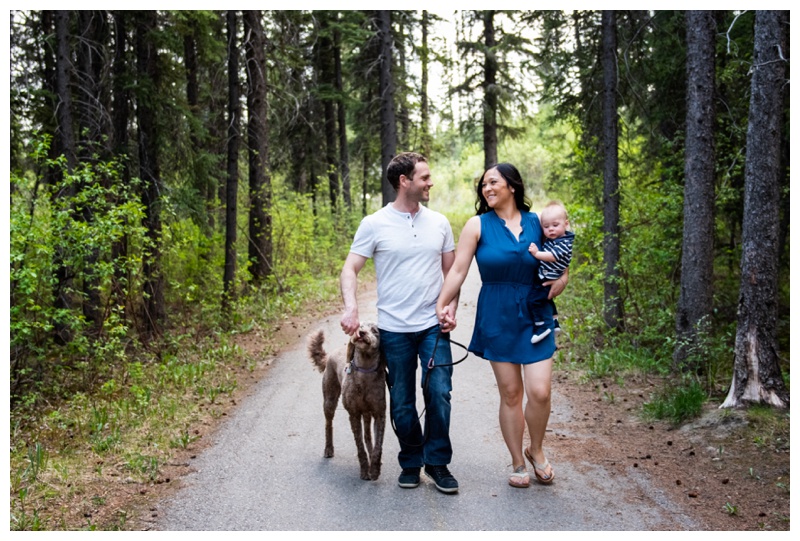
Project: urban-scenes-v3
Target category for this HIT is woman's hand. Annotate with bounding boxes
[544,268,569,299]
[438,304,457,333]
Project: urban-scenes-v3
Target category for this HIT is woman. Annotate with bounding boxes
[436,163,567,488]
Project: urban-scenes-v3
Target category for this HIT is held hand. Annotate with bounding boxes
[528,243,539,256]
[437,305,457,333]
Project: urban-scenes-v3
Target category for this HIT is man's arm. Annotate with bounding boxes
[340,252,368,335]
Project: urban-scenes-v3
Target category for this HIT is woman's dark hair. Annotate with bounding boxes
[475,163,532,215]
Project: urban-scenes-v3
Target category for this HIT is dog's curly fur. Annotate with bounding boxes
[307,324,386,481]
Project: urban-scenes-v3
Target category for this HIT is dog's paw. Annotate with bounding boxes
[368,465,381,481]
[324,446,334,458]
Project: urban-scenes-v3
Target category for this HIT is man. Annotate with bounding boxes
[340,152,460,494]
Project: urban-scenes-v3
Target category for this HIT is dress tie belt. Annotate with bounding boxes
[483,282,528,318]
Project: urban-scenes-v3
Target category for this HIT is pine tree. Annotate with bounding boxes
[722,10,789,409]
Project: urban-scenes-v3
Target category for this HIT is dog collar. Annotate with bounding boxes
[347,359,380,374]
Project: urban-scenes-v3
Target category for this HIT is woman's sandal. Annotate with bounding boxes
[508,465,530,488]
[524,447,555,485]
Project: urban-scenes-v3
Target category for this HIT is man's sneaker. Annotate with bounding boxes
[531,327,552,344]
[554,320,562,335]
[424,464,459,494]
[398,467,420,488]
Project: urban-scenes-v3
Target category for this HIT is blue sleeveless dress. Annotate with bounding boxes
[468,211,556,364]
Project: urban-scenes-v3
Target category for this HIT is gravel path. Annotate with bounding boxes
[155,262,699,530]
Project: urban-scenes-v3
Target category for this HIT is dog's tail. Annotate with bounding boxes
[307,330,328,373]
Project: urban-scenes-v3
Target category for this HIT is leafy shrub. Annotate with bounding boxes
[10,137,149,407]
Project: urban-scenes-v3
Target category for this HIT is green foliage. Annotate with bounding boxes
[10,137,150,408]
[667,316,736,393]
[642,377,707,425]
[451,11,537,135]
[552,120,684,369]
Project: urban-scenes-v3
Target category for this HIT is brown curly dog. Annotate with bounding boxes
[307,324,386,481]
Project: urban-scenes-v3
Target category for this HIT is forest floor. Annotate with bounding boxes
[548,370,791,531]
[50,293,790,531]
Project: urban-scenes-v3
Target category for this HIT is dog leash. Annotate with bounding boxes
[387,327,470,449]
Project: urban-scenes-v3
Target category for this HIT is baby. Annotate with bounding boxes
[527,201,575,344]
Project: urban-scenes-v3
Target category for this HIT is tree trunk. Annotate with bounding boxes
[76,10,110,331]
[482,10,498,170]
[55,11,77,172]
[362,147,369,217]
[377,10,397,205]
[76,11,111,162]
[334,18,351,210]
[601,10,623,331]
[223,10,240,313]
[136,10,165,338]
[111,10,130,317]
[40,11,61,180]
[396,18,410,151]
[420,10,432,158]
[722,10,789,409]
[777,22,790,269]
[53,10,78,344]
[183,23,210,231]
[243,10,272,283]
[318,14,339,210]
[673,11,716,373]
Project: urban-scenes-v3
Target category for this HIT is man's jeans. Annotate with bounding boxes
[380,325,453,468]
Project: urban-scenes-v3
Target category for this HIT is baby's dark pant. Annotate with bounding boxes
[526,281,558,327]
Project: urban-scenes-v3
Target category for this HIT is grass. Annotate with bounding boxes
[641,377,707,425]
[745,404,791,452]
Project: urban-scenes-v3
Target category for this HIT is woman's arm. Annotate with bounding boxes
[439,250,458,333]
[437,216,481,327]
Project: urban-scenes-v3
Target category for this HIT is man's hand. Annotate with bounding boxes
[340,309,360,336]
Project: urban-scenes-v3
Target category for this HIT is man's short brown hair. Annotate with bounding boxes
[387,152,427,191]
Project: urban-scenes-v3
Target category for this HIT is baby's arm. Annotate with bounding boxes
[528,243,557,263]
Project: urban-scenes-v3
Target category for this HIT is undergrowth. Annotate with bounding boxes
[9,269,344,531]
